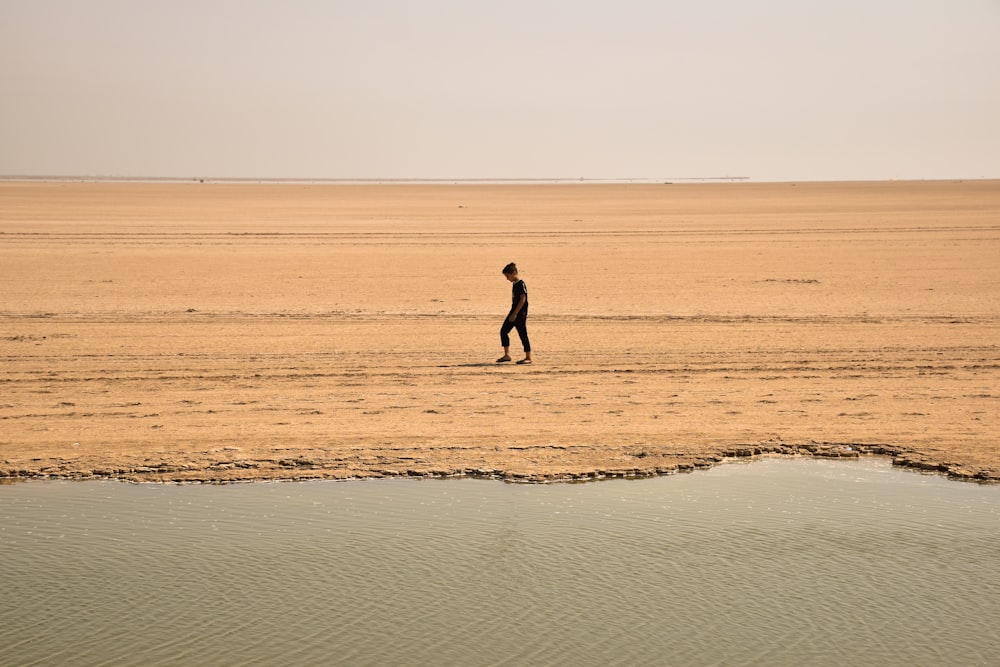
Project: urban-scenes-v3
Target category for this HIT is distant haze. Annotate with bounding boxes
[1,0,998,182]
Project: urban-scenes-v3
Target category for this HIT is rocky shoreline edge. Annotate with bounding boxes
[2,442,997,485]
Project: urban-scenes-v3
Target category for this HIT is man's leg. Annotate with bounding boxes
[498,319,515,362]
[514,318,532,362]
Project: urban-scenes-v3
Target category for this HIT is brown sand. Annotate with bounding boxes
[1,180,998,483]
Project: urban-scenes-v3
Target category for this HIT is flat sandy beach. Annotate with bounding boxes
[1,180,998,482]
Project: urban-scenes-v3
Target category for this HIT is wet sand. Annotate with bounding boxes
[1,180,998,482]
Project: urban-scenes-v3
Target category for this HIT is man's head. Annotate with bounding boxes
[502,262,518,281]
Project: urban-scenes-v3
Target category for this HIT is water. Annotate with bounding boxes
[1,458,998,666]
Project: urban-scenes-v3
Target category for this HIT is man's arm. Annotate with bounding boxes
[509,294,527,321]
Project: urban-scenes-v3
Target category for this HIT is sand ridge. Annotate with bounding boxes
[1,180,998,482]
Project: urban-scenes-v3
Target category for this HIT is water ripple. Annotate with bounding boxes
[1,459,998,666]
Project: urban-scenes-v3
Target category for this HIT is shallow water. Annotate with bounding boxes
[1,458,998,667]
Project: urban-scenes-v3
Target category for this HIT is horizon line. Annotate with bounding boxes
[0,175,751,184]
[2,175,995,186]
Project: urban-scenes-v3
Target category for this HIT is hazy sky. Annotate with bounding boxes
[1,0,998,181]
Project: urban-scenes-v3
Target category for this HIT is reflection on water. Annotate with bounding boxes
[1,458,998,667]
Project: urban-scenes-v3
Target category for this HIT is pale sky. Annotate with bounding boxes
[1,0,998,181]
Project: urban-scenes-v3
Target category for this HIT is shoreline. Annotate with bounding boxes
[2,443,996,486]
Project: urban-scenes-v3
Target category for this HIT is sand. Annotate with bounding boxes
[1,180,998,483]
